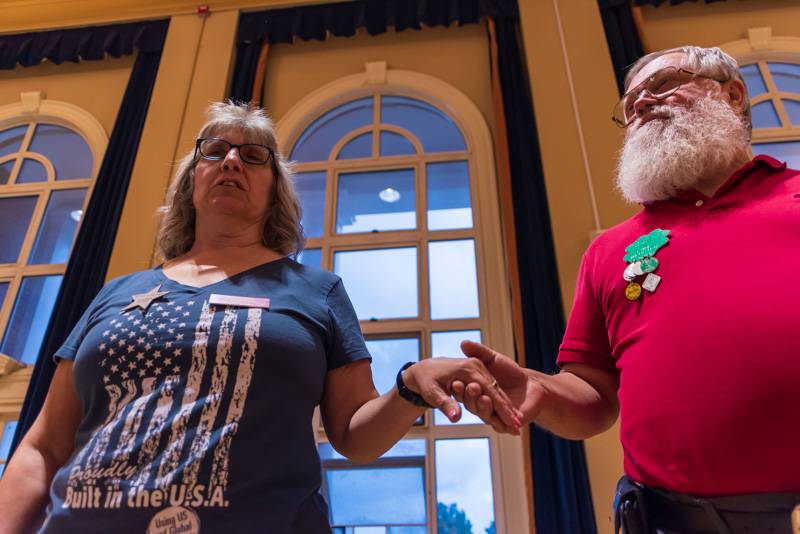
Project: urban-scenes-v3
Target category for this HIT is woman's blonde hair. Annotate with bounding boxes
[156,101,305,260]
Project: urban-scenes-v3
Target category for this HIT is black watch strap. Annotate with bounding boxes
[396,361,433,408]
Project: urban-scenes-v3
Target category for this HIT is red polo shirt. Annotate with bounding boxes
[557,155,800,497]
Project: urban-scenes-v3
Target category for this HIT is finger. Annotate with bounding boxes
[423,383,462,423]
[463,382,483,415]
[451,380,466,402]
[460,361,520,429]
[476,394,494,423]
[460,340,502,366]
[489,414,519,435]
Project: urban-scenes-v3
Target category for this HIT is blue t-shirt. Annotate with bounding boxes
[41,258,371,534]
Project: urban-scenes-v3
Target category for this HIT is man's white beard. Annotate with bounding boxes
[615,95,750,203]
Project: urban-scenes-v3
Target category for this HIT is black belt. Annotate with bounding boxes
[615,476,800,534]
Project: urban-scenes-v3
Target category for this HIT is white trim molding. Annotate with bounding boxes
[720,27,800,64]
[0,93,109,179]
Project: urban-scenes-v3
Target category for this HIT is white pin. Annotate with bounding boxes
[209,294,270,309]
[623,261,644,282]
[642,273,661,293]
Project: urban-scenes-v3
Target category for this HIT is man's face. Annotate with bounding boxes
[615,53,750,203]
[624,53,721,134]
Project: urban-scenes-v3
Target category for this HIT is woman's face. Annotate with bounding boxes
[192,128,275,224]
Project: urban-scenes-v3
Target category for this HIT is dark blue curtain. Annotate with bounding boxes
[229,2,597,532]
[597,0,645,94]
[8,19,169,455]
[491,15,598,534]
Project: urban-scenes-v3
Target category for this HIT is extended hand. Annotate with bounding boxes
[403,357,522,434]
[453,341,545,433]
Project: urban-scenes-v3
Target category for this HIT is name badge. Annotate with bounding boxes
[209,294,270,309]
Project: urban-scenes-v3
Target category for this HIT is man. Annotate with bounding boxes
[456,46,800,533]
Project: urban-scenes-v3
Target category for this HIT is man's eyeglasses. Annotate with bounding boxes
[612,66,724,128]
[195,137,275,166]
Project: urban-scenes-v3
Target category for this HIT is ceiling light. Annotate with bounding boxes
[70,209,83,222]
[379,188,400,203]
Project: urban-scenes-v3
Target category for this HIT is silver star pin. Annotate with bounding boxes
[122,285,169,315]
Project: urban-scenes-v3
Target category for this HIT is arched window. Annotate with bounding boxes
[0,95,106,367]
[724,29,800,167]
[278,65,525,533]
[742,61,800,166]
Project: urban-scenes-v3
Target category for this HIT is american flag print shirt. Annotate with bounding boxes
[42,258,371,534]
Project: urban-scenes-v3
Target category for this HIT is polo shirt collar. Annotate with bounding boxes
[651,155,786,207]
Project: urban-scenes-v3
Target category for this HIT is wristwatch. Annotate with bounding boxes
[396,362,433,408]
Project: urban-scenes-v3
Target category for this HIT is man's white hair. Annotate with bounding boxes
[624,46,751,134]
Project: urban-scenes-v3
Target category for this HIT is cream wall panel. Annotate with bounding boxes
[641,0,800,51]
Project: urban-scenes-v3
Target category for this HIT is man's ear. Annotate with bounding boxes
[723,79,747,112]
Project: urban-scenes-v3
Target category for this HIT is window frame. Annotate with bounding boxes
[278,64,529,534]
[0,93,107,364]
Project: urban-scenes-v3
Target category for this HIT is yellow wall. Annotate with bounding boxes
[640,0,800,51]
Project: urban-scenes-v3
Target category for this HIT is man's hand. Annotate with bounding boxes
[402,356,522,434]
[452,340,546,433]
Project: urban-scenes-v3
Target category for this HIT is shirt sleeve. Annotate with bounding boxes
[325,278,372,371]
[556,251,616,372]
[52,276,127,363]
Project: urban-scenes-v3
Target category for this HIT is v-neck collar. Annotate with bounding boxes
[154,257,291,292]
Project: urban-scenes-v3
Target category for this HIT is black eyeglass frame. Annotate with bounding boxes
[612,66,726,128]
[194,137,277,167]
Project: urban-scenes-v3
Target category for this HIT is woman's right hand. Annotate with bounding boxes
[401,357,522,434]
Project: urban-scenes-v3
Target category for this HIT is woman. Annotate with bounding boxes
[0,102,519,534]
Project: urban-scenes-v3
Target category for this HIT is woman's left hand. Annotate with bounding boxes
[402,358,522,434]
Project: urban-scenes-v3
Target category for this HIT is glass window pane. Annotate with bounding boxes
[752,140,800,169]
[16,158,47,184]
[427,161,472,231]
[366,337,420,395]
[294,171,327,238]
[769,62,800,93]
[29,188,87,265]
[381,96,466,153]
[0,421,17,462]
[429,240,479,320]
[327,467,426,526]
[740,64,767,97]
[28,124,93,181]
[0,160,13,186]
[337,169,416,234]
[752,101,781,129]
[0,125,27,159]
[380,131,415,157]
[334,247,418,320]
[0,195,38,264]
[296,248,322,268]
[435,438,495,534]
[782,99,800,126]
[291,98,373,163]
[338,132,372,160]
[0,275,64,364]
[0,282,8,308]
[432,330,483,425]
